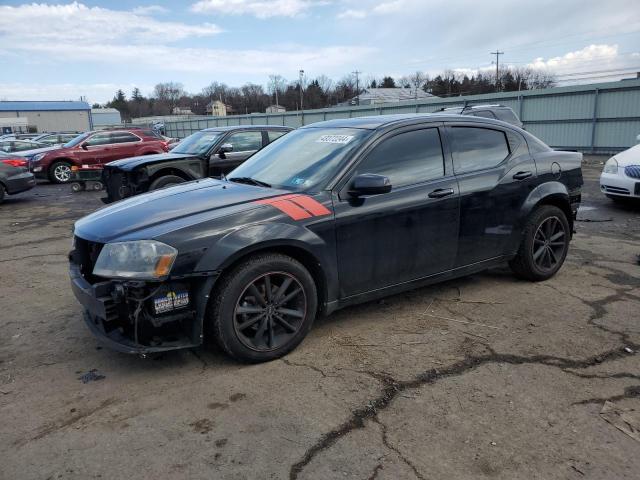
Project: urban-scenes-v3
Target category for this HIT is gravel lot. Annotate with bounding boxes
[1,158,639,480]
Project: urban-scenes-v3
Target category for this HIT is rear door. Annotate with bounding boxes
[334,125,460,297]
[107,132,142,162]
[444,123,537,266]
[210,130,264,175]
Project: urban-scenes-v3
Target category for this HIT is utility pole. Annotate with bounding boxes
[352,70,361,106]
[491,50,504,91]
[299,69,304,111]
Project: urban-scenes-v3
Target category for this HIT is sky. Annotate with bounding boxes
[0,0,639,104]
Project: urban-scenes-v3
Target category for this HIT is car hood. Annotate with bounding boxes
[15,145,60,158]
[612,144,640,166]
[74,178,288,243]
[106,152,199,171]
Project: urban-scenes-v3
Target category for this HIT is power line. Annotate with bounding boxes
[490,51,504,90]
[352,70,361,106]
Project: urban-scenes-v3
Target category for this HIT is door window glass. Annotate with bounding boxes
[352,128,445,188]
[450,127,510,174]
[268,130,288,142]
[470,110,496,119]
[109,132,140,144]
[85,133,112,146]
[225,131,263,152]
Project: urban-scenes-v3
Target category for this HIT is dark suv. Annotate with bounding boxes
[438,104,523,128]
[70,113,582,362]
[101,125,292,203]
[30,129,168,183]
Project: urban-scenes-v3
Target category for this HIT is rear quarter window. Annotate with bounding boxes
[494,108,520,125]
[449,127,510,174]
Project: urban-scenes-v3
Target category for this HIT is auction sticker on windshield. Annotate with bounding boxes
[316,134,354,144]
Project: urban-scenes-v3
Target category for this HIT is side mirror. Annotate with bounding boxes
[219,143,233,154]
[80,142,89,150]
[349,173,392,197]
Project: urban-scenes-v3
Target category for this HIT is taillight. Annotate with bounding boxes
[161,141,169,151]
[2,159,27,167]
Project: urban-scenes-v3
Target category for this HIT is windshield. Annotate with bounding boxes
[172,131,222,155]
[64,132,91,148]
[229,128,370,191]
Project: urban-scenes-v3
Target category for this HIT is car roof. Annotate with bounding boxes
[202,125,293,132]
[300,113,519,130]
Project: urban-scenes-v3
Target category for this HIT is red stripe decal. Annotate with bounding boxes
[287,196,332,217]
[255,198,312,220]
[255,194,332,220]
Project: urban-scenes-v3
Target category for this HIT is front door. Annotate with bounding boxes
[209,130,264,176]
[334,126,460,297]
[78,132,113,165]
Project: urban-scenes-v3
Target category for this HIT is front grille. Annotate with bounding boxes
[74,236,104,282]
[625,165,640,179]
[602,185,630,195]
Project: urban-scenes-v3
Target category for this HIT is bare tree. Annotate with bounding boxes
[268,75,286,106]
[153,82,184,114]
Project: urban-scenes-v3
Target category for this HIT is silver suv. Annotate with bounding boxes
[438,104,524,129]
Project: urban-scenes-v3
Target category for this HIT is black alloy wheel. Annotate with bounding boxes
[509,205,570,281]
[531,216,567,272]
[210,253,317,362]
[233,272,306,352]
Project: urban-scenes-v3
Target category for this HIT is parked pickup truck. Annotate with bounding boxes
[101,125,292,203]
[70,113,582,362]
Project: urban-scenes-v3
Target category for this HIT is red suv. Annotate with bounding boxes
[31,129,169,183]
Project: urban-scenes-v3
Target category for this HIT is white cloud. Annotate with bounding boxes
[528,44,620,72]
[0,82,153,104]
[0,2,220,45]
[372,0,405,14]
[337,9,367,19]
[131,5,170,15]
[190,0,326,18]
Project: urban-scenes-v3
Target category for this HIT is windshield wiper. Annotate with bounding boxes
[228,177,271,188]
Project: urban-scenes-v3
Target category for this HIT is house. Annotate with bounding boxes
[206,100,228,116]
[91,108,122,128]
[266,104,286,113]
[349,88,434,106]
[172,107,194,115]
[0,100,91,133]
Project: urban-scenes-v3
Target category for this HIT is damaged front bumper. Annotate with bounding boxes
[69,261,216,354]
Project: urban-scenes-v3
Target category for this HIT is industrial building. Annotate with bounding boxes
[90,107,122,128]
[0,101,91,133]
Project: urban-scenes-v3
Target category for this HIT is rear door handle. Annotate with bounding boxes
[513,171,533,180]
[428,188,455,199]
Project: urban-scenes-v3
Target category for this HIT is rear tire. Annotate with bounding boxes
[209,253,317,362]
[148,175,185,191]
[509,205,570,281]
[49,161,73,184]
[0,184,5,204]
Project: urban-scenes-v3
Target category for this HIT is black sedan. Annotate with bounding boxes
[69,114,583,362]
[0,152,36,203]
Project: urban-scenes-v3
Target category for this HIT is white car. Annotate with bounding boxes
[600,144,640,201]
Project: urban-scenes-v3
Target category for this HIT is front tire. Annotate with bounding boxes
[148,175,185,191]
[509,205,570,281]
[209,253,318,362]
[49,161,73,184]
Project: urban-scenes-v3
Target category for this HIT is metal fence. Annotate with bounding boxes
[160,79,640,154]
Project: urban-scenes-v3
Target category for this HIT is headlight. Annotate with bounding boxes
[32,153,46,162]
[93,240,178,280]
[603,157,618,174]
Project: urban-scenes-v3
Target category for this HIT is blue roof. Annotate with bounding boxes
[0,101,91,112]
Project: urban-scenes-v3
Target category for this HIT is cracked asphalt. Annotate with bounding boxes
[1,158,639,480]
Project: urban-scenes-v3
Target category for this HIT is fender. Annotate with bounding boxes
[144,158,206,180]
[505,181,571,254]
[195,222,338,307]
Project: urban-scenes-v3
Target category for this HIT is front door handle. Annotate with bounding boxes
[428,188,455,199]
[513,171,533,180]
